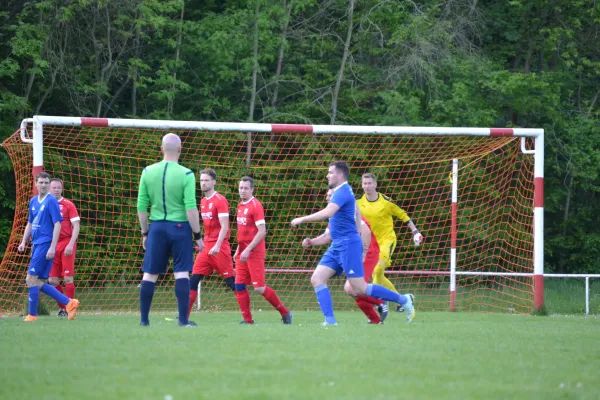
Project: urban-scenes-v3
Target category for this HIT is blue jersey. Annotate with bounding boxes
[329,182,360,244]
[28,194,63,245]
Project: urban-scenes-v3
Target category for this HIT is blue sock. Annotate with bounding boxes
[366,284,408,305]
[41,283,70,305]
[314,284,336,324]
[140,280,156,324]
[175,278,190,325]
[28,286,40,316]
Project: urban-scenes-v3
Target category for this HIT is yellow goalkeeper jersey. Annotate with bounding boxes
[356,193,410,243]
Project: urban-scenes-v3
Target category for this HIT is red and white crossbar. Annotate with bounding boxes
[21,116,543,136]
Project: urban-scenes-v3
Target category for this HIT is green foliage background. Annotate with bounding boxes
[0,0,598,279]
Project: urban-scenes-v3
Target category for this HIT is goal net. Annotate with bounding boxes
[0,117,543,314]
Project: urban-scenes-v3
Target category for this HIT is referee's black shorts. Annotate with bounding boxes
[142,221,193,274]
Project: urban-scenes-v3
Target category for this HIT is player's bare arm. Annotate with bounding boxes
[137,172,150,248]
[64,219,80,256]
[360,223,372,262]
[355,205,362,230]
[47,221,62,260]
[302,231,332,248]
[240,224,266,262]
[138,211,150,250]
[291,202,340,227]
[186,208,204,252]
[209,215,229,255]
[18,222,33,252]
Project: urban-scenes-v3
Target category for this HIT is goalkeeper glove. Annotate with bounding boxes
[413,230,423,247]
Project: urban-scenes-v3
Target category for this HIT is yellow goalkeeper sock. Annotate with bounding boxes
[372,264,399,293]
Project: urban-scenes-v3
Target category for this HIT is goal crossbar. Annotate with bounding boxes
[22,116,543,137]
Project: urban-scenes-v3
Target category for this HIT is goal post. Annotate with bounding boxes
[0,115,544,314]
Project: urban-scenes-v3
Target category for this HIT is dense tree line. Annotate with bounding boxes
[0,0,598,274]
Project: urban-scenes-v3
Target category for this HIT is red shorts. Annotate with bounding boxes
[234,252,266,287]
[49,240,76,278]
[363,250,379,282]
[192,242,235,278]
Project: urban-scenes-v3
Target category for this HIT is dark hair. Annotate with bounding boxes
[35,172,51,182]
[50,178,63,186]
[200,168,217,180]
[330,161,350,179]
[240,176,254,188]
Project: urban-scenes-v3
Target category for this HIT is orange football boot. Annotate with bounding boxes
[66,299,80,320]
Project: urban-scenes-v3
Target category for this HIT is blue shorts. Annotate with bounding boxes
[142,221,193,275]
[318,237,364,279]
[28,241,55,280]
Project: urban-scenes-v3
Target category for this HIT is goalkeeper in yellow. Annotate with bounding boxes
[356,173,423,312]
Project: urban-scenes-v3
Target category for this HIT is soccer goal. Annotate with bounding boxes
[0,116,544,314]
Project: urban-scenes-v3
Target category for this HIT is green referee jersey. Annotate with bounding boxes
[137,160,197,222]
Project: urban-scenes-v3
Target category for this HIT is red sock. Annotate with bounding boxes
[356,295,384,306]
[65,282,75,300]
[356,299,381,323]
[55,284,66,309]
[261,286,289,316]
[188,290,198,319]
[235,289,253,322]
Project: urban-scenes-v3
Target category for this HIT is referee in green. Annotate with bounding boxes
[137,133,204,327]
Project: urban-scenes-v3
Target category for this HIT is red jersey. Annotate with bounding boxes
[361,217,379,257]
[57,198,80,241]
[200,192,230,242]
[236,197,266,253]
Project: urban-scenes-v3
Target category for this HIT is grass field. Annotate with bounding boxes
[1,311,598,400]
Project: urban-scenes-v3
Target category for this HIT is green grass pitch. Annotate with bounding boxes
[0,311,598,400]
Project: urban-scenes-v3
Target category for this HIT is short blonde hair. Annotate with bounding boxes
[362,173,377,182]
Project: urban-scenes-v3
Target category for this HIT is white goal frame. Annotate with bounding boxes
[20,115,546,311]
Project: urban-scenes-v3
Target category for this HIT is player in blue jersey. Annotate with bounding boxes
[137,133,204,327]
[291,161,415,324]
[18,172,80,321]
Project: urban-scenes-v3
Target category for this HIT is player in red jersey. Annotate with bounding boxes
[188,168,236,318]
[48,178,81,317]
[302,189,388,324]
[234,176,292,325]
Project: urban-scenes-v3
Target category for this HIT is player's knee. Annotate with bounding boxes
[48,277,59,286]
[310,274,319,287]
[225,277,235,291]
[25,275,37,287]
[310,272,326,288]
[235,283,247,292]
[254,286,265,294]
[350,280,367,296]
[344,281,356,297]
[63,276,74,284]
[189,274,203,290]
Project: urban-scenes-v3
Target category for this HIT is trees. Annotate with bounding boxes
[0,0,597,273]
